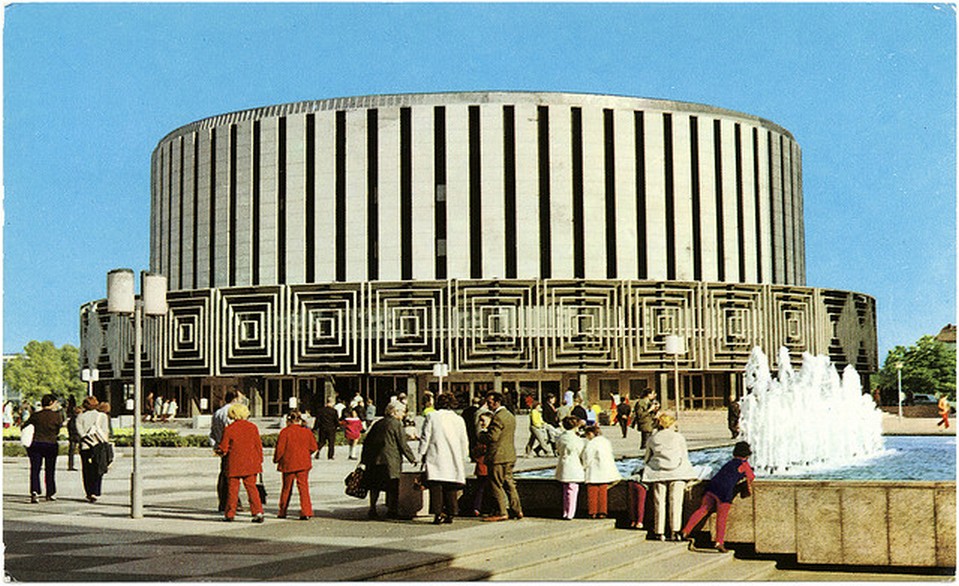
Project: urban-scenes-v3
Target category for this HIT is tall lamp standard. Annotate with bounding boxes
[106,269,168,519]
[80,368,99,396]
[433,363,450,396]
[664,334,686,421]
[896,361,904,420]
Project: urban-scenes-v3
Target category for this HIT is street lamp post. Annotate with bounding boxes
[896,361,904,420]
[107,269,167,519]
[664,334,686,421]
[80,368,99,396]
[433,363,450,396]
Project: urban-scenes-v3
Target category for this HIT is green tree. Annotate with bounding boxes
[4,340,86,405]
[875,335,956,405]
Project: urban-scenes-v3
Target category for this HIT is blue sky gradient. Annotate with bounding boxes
[3,3,955,362]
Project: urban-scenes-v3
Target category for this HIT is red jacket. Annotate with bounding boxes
[273,423,318,473]
[217,419,263,477]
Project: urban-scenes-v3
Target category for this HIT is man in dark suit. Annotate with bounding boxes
[313,399,339,460]
[360,403,417,519]
[477,391,523,522]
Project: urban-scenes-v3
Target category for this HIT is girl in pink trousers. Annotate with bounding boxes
[554,416,586,519]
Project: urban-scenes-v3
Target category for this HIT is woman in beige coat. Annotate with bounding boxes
[641,413,697,541]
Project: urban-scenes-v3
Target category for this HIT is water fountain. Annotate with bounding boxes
[739,346,884,474]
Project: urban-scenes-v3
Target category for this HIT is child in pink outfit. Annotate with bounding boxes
[680,441,755,552]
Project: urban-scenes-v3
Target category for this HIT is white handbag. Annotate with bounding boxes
[20,424,34,448]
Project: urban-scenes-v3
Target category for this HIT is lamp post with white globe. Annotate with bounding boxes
[106,269,168,519]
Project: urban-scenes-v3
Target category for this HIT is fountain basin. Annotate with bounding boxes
[510,436,955,568]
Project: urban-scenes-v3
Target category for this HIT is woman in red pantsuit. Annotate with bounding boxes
[274,410,318,519]
[216,403,265,523]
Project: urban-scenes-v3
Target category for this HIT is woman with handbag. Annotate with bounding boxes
[418,393,470,524]
[360,402,417,519]
[75,396,110,503]
[215,403,265,523]
[23,394,64,503]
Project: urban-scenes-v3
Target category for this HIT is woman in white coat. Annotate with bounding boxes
[418,393,470,524]
[554,416,586,519]
[642,413,698,540]
[582,425,621,518]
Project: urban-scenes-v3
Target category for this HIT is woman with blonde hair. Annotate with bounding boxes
[215,403,265,523]
[641,413,697,541]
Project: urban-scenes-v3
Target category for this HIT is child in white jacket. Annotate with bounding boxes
[554,416,586,520]
[582,425,621,518]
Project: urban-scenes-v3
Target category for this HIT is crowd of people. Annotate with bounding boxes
[17,386,756,554]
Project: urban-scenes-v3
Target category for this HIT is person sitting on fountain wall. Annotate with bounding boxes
[642,413,698,541]
[678,441,755,553]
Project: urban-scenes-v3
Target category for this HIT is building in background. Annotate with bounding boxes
[79,92,877,417]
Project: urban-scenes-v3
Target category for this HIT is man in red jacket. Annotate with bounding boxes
[216,404,265,523]
[274,410,319,520]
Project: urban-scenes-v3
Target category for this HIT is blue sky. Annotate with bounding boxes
[3,3,955,363]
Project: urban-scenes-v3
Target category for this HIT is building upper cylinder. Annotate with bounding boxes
[149,91,806,290]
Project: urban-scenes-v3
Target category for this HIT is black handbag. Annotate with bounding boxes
[344,466,367,499]
[256,474,267,505]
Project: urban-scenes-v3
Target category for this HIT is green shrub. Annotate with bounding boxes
[3,426,68,441]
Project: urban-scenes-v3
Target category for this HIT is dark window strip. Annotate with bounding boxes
[335,111,347,281]
[434,106,447,279]
[603,109,617,279]
[663,113,675,280]
[192,132,199,288]
[690,116,702,281]
[503,105,517,279]
[752,127,762,283]
[167,142,173,279]
[538,106,552,278]
[734,123,746,283]
[767,131,776,282]
[178,137,184,289]
[252,122,261,285]
[635,111,647,279]
[469,105,482,279]
[229,124,238,286]
[209,128,216,285]
[713,119,725,282]
[571,107,585,279]
[305,114,315,283]
[400,107,413,280]
[368,109,380,280]
[277,117,287,285]
[158,149,164,275]
[790,141,799,284]
[779,134,787,283]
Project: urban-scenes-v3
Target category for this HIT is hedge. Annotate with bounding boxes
[3,427,348,453]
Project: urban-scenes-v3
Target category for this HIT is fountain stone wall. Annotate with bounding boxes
[508,476,955,568]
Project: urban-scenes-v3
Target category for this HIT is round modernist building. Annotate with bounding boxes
[80,92,877,417]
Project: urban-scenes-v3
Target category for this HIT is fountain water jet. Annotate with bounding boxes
[740,346,884,474]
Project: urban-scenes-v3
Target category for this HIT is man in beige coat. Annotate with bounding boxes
[477,392,523,521]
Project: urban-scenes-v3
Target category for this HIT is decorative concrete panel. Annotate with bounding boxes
[936,486,956,567]
[721,490,755,543]
[888,487,938,567]
[795,486,842,564]
[840,486,889,566]
[754,483,796,554]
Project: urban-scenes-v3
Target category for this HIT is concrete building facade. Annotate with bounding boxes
[79,92,877,416]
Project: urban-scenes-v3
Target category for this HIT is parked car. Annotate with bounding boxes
[911,393,937,405]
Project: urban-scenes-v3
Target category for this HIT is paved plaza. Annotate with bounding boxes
[3,412,954,581]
